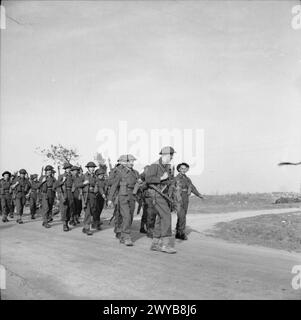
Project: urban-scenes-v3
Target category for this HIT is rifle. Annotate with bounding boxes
[82,175,89,209]
[108,158,113,172]
[148,184,174,205]
[136,196,143,215]
[40,166,44,180]
[109,200,119,224]
[57,165,67,203]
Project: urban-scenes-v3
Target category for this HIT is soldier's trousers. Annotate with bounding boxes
[60,191,74,222]
[41,194,55,223]
[15,196,26,218]
[176,193,189,235]
[1,196,13,218]
[140,201,147,229]
[29,196,37,217]
[113,202,122,234]
[145,197,157,232]
[94,194,105,227]
[118,194,136,240]
[72,191,82,219]
[149,190,172,239]
[83,193,97,230]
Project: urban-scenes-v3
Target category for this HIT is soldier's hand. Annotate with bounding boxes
[107,200,113,208]
[102,194,106,199]
[42,176,47,182]
[83,180,89,185]
[62,176,67,182]
[160,172,169,181]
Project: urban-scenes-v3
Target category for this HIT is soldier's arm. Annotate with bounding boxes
[188,178,203,198]
[25,180,32,196]
[11,177,19,189]
[74,176,85,189]
[107,169,119,187]
[107,174,121,201]
[37,176,47,188]
[145,164,161,184]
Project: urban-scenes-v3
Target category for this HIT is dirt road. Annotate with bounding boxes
[1,208,300,300]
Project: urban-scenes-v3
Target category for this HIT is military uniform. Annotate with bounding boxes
[76,162,98,236]
[94,168,107,230]
[145,146,177,254]
[29,174,39,219]
[107,162,123,238]
[38,166,56,228]
[11,169,31,223]
[10,174,16,218]
[0,172,13,222]
[70,166,82,224]
[174,166,203,240]
[145,159,173,237]
[55,163,75,231]
[138,167,157,237]
[108,155,139,245]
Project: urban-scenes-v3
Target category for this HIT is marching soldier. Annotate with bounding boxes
[38,165,56,228]
[174,163,204,240]
[107,157,123,239]
[70,166,82,225]
[10,173,16,218]
[29,174,39,219]
[55,162,74,231]
[76,161,98,236]
[139,165,157,238]
[107,154,139,246]
[11,169,31,224]
[0,171,13,222]
[94,168,107,230]
[144,146,177,254]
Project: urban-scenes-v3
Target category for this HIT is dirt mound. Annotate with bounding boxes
[211,212,301,252]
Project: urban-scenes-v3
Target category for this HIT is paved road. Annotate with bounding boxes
[1,208,300,299]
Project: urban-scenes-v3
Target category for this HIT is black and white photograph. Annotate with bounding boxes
[0,0,301,306]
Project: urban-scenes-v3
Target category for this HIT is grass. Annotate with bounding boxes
[188,192,300,214]
[210,212,301,252]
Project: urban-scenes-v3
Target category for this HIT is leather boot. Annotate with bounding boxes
[150,238,161,251]
[63,222,70,232]
[42,222,51,228]
[124,238,133,246]
[161,237,177,254]
[82,228,92,235]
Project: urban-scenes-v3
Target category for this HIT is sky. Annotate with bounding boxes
[1,0,301,194]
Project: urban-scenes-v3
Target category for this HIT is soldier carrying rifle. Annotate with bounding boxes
[75,161,98,236]
[70,166,82,225]
[144,146,177,254]
[55,162,75,232]
[107,154,139,246]
[0,171,14,223]
[38,165,56,228]
[28,174,40,219]
[11,169,31,224]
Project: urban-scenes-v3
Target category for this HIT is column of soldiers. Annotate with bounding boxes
[0,146,203,254]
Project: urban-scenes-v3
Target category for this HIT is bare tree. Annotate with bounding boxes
[36,144,80,167]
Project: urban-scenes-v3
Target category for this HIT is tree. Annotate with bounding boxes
[36,144,80,167]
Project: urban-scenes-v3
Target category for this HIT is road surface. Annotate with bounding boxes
[1,207,300,299]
